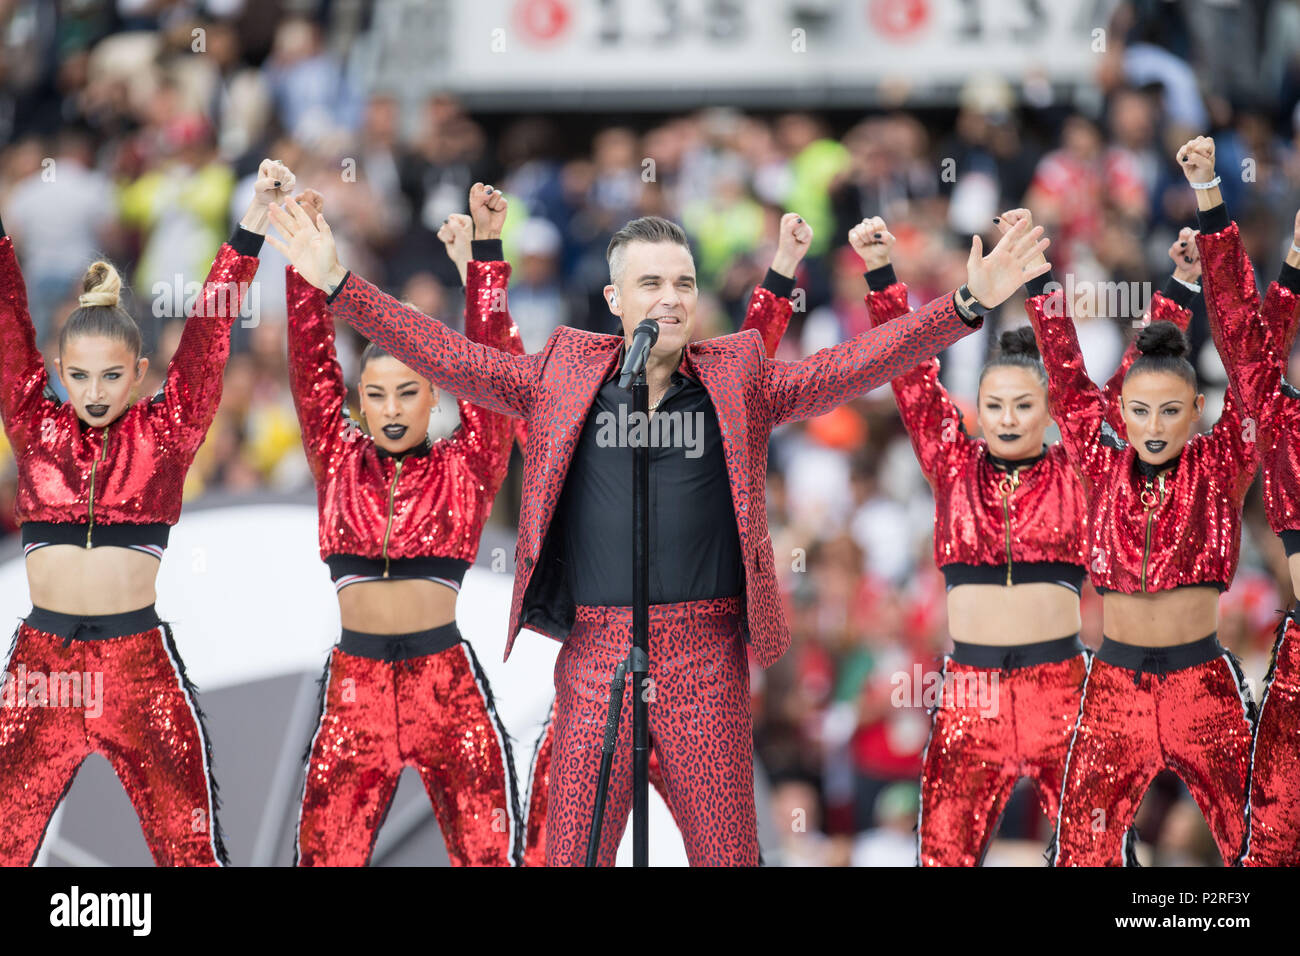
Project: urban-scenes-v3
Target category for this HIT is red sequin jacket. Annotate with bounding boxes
[1025,273,1257,593]
[287,259,520,567]
[0,229,259,538]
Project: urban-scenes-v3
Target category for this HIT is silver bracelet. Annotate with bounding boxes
[1291,243,1300,256]
[1189,175,1222,191]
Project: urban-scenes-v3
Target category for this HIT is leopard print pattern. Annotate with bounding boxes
[544,596,757,866]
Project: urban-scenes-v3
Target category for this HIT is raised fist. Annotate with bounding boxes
[1176,136,1216,185]
[847,216,895,273]
[254,158,296,206]
[772,212,814,277]
[469,182,508,240]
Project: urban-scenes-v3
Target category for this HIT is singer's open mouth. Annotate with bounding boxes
[382,424,408,439]
[997,433,1021,441]
[1144,440,1167,453]
[85,404,110,418]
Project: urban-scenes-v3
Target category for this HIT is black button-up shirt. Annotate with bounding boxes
[556,345,741,607]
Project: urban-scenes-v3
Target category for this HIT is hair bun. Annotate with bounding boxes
[1135,320,1188,359]
[998,325,1040,359]
[79,260,122,309]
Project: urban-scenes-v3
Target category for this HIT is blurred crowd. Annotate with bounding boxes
[4,0,1300,866]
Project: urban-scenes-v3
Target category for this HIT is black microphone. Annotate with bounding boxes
[618,319,660,389]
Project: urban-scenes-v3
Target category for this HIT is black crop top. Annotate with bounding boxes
[942,561,1086,595]
[324,554,471,593]
[22,521,170,559]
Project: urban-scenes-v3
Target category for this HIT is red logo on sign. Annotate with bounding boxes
[868,0,929,38]
[516,0,571,43]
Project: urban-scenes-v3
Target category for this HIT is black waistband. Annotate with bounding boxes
[25,604,161,643]
[325,554,471,585]
[1094,581,1228,595]
[21,521,170,550]
[1098,632,1223,683]
[942,561,1085,594]
[950,634,1085,670]
[338,621,462,661]
[1281,529,1300,558]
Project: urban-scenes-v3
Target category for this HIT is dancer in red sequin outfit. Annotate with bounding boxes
[856,214,1201,865]
[0,159,287,866]
[1021,183,1258,865]
[290,185,525,866]
[518,215,807,865]
[1184,134,1300,866]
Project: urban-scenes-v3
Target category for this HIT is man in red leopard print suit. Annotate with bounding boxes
[267,196,1052,866]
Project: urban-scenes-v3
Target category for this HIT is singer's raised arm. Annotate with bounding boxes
[267,197,541,418]
[325,270,542,420]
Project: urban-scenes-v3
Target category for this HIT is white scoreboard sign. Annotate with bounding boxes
[366,0,1118,101]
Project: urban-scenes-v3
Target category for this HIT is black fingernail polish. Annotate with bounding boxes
[1183,255,1192,263]
[796,217,803,223]
[993,217,1001,223]
[873,232,881,238]
[1180,241,1186,246]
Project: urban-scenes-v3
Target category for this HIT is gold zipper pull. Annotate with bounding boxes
[1139,476,1158,510]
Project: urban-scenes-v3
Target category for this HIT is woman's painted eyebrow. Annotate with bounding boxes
[66,365,126,373]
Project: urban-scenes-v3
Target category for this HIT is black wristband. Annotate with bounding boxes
[1024,270,1056,300]
[1160,274,1200,309]
[1280,262,1300,297]
[325,270,352,304]
[229,225,264,258]
[952,287,986,329]
[1196,203,1230,236]
[471,238,504,262]
[760,267,796,299]
[865,263,898,292]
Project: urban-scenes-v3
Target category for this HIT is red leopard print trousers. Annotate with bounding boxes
[545,596,759,866]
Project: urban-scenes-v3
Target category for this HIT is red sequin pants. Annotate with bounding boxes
[0,609,224,866]
[1241,605,1300,866]
[1051,635,1255,866]
[918,638,1088,866]
[522,699,679,866]
[295,624,521,866]
[545,596,758,866]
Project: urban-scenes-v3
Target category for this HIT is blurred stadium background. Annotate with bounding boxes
[3,0,1300,865]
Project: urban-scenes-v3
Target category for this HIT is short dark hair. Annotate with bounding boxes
[605,216,691,284]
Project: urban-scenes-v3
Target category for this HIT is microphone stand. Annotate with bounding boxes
[630,368,650,867]
[586,347,653,867]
